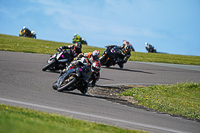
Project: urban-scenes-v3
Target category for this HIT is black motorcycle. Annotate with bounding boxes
[52,64,92,94]
[100,45,126,68]
[42,49,74,71]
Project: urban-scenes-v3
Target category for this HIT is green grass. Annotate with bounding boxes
[131,52,200,65]
[0,104,145,133]
[0,34,105,55]
[120,82,200,120]
[1,34,200,65]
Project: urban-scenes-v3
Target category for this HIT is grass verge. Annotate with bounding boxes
[1,34,200,65]
[0,104,146,133]
[120,82,200,121]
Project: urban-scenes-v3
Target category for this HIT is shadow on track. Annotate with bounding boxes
[102,67,154,74]
[59,90,128,104]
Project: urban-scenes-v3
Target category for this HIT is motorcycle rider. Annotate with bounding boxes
[117,43,132,68]
[145,42,156,53]
[58,42,82,58]
[19,26,31,37]
[72,34,82,43]
[122,40,135,52]
[90,60,101,87]
[66,50,101,93]
[101,42,132,68]
[75,50,101,87]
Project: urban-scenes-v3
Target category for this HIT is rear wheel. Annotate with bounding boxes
[42,59,56,71]
[57,76,77,92]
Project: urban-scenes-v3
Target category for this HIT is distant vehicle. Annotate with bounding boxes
[19,26,36,39]
[145,42,156,53]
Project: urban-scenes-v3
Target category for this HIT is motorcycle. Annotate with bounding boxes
[19,30,36,39]
[100,45,126,68]
[52,63,92,94]
[42,49,74,71]
[145,43,156,53]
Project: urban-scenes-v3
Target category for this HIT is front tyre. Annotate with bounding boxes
[42,59,56,71]
[57,77,77,92]
[52,82,58,90]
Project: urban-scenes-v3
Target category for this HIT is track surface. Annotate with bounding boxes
[0,51,200,133]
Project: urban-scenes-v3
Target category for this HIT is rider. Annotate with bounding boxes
[145,42,155,53]
[90,60,101,87]
[117,43,132,68]
[76,50,101,86]
[66,54,100,94]
[19,26,31,37]
[59,42,82,58]
[122,40,135,52]
[72,34,82,43]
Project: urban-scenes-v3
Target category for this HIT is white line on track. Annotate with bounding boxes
[0,97,187,133]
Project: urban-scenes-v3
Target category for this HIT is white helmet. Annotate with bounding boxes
[23,26,26,29]
[92,50,100,61]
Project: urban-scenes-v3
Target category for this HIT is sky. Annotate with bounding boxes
[0,0,200,56]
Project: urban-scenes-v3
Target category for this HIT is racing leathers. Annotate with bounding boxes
[76,52,101,87]
[60,45,82,57]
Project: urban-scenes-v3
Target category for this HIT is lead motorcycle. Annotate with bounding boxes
[100,45,126,68]
[52,63,92,94]
[42,49,74,71]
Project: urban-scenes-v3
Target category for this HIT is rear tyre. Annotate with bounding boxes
[57,77,77,92]
[42,59,56,71]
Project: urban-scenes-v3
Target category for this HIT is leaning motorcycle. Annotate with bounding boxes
[42,49,74,71]
[100,45,126,68]
[19,30,36,39]
[52,64,92,94]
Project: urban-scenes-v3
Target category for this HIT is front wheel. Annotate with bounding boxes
[52,81,58,90]
[57,77,77,92]
[42,59,56,71]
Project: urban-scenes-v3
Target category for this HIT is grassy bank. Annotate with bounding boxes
[120,82,200,120]
[1,34,200,65]
[0,104,145,133]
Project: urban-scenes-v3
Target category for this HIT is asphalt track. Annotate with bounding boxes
[0,51,200,133]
